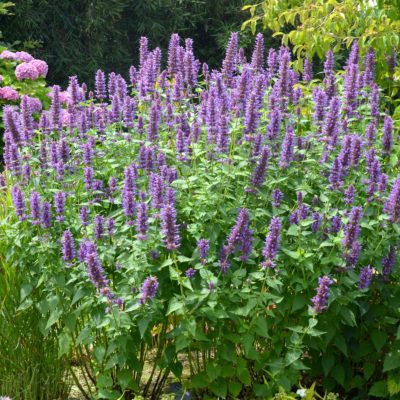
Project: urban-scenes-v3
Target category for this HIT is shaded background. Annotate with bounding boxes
[0,0,279,86]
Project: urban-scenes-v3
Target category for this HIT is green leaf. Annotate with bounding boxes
[176,335,190,352]
[210,378,227,398]
[322,353,335,376]
[371,329,387,352]
[339,308,357,327]
[58,332,71,357]
[45,309,62,329]
[369,380,388,397]
[363,362,375,380]
[167,298,184,315]
[138,318,150,338]
[206,362,222,381]
[191,372,209,389]
[20,282,33,301]
[76,326,91,345]
[229,381,242,397]
[238,368,251,385]
[383,351,400,372]
[335,335,348,356]
[331,364,345,386]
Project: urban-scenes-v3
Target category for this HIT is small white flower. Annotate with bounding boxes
[296,388,307,398]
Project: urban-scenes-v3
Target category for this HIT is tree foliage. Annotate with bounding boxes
[242,0,400,84]
[0,0,256,85]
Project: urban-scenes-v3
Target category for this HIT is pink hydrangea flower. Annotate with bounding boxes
[15,62,39,80]
[0,50,16,60]
[0,86,19,101]
[14,51,34,62]
[29,59,48,77]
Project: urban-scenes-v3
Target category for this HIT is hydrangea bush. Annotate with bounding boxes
[1,33,400,399]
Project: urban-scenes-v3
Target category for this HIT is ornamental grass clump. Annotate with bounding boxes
[1,34,400,399]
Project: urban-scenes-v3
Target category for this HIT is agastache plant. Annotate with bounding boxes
[3,32,400,400]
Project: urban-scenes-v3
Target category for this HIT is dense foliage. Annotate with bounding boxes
[242,0,400,93]
[1,32,400,399]
[0,0,263,85]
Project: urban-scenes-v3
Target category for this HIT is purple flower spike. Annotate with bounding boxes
[61,229,75,263]
[94,215,105,240]
[186,268,196,279]
[30,191,41,225]
[198,239,210,264]
[11,186,26,221]
[161,203,180,250]
[359,266,373,289]
[382,247,396,276]
[272,189,284,208]
[41,201,52,228]
[261,217,281,268]
[250,145,270,189]
[312,276,334,313]
[139,276,159,304]
[384,178,400,223]
[136,193,149,240]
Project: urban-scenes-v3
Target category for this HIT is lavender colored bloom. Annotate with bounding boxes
[139,36,149,70]
[344,185,356,205]
[107,218,115,235]
[167,33,181,76]
[148,99,161,141]
[61,230,75,263]
[312,276,334,313]
[86,251,109,289]
[185,268,196,279]
[149,173,164,211]
[384,178,400,223]
[123,190,136,224]
[93,215,105,239]
[139,276,159,304]
[54,191,66,222]
[216,114,229,154]
[311,212,322,233]
[302,57,313,82]
[366,122,376,145]
[279,125,295,168]
[161,203,180,250]
[251,33,264,72]
[250,145,270,188]
[329,157,343,190]
[224,208,253,263]
[272,189,284,207]
[359,266,373,289]
[342,206,363,266]
[82,142,94,166]
[11,186,26,220]
[261,217,281,268]
[41,202,52,228]
[20,95,34,141]
[136,193,148,240]
[198,239,210,264]
[80,206,89,227]
[330,215,342,234]
[382,115,393,156]
[363,48,375,86]
[370,83,380,123]
[313,87,327,132]
[323,96,340,148]
[382,247,396,275]
[84,167,94,190]
[29,191,41,225]
[222,32,238,86]
[50,85,61,131]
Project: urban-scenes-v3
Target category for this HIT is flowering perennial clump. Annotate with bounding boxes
[2,33,400,399]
